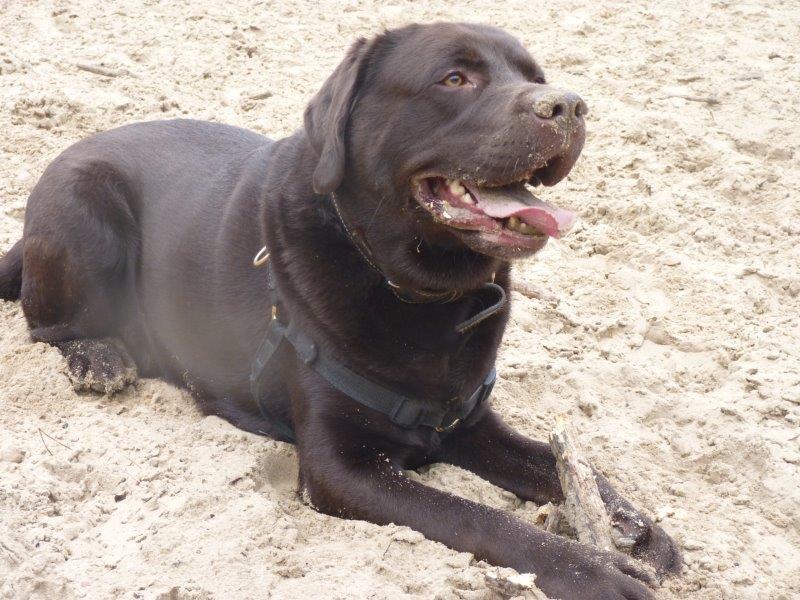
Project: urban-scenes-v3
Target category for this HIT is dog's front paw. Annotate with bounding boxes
[533,537,657,600]
[630,518,682,577]
[610,505,682,577]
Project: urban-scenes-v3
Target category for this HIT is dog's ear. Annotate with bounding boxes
[304,37,373,195]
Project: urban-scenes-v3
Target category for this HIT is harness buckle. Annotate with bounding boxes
[435,417,460,433]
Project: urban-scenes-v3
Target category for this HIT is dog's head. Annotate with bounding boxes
[304,23,586,291]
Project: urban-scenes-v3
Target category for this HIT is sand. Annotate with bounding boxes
[1,1,798,598]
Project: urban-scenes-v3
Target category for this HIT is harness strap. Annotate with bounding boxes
[290,319,495,430]
[250,184,508,434]
[455,282,507,333]
[250,262,503,434]
[250,321,296,441]
[252,315,496,432]
[249,265,296,441]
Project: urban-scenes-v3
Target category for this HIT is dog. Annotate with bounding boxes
[0,22,680,599]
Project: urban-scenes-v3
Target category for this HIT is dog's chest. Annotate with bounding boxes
[359,292,506,393]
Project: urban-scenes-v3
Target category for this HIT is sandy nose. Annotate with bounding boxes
[532,89,588,120]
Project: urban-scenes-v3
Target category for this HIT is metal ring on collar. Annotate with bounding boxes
[253,246,270,267]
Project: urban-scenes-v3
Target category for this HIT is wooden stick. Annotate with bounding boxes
[543,503,565,534]
[549,414,615,551]
[510,280,558,303]
[485,569,550,599]
[664,93,720,105]
[76,63,122,78]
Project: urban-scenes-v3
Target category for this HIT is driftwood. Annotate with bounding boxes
[532,416,660,594]
[76,63,123,78]
[249,90,274,100]
[549,414,616,551]
[484,569,550,599]
[533,502,570,536]
[664,93,720,105]
[543,503,565,534]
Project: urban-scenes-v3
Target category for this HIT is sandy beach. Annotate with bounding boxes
[1,1,798,598]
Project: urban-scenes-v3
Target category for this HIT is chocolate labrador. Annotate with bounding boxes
[0,22,680,599]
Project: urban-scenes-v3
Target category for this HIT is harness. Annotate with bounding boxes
[249,195,506,441]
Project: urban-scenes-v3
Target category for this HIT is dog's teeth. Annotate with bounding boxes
[504,218,543,237]
[461,193,475,205]
[448,180,466,196]
[506,216,540,236]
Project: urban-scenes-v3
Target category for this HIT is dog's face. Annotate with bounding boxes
[304,23,586,289]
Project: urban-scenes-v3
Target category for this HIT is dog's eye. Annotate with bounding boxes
[441,71,467,87]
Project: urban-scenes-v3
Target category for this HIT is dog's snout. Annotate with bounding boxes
[532,90,588,121]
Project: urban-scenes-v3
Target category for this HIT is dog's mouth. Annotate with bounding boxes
[412,174,576,255]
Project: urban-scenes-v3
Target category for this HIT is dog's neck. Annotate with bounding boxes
[329,191,465,304]
[264,131,508,316]
[263,138,509,402]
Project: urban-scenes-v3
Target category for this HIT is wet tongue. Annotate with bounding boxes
[475,183,576,238]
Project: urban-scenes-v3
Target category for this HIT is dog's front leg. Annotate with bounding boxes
[435,409,682,577]
[292,389,656,600]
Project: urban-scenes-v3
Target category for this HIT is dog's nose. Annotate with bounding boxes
[532,89,588,121]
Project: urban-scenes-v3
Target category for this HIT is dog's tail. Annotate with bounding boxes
[0,238,23,301]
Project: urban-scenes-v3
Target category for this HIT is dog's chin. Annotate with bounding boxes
[448,228,549,260]
[411,172,576,261]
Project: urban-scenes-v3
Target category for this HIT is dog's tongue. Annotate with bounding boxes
[475,183,576,238]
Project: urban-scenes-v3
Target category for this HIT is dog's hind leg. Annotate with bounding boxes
[50,335,137,395]
[0,238,24,301]
[20,160,140,394]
